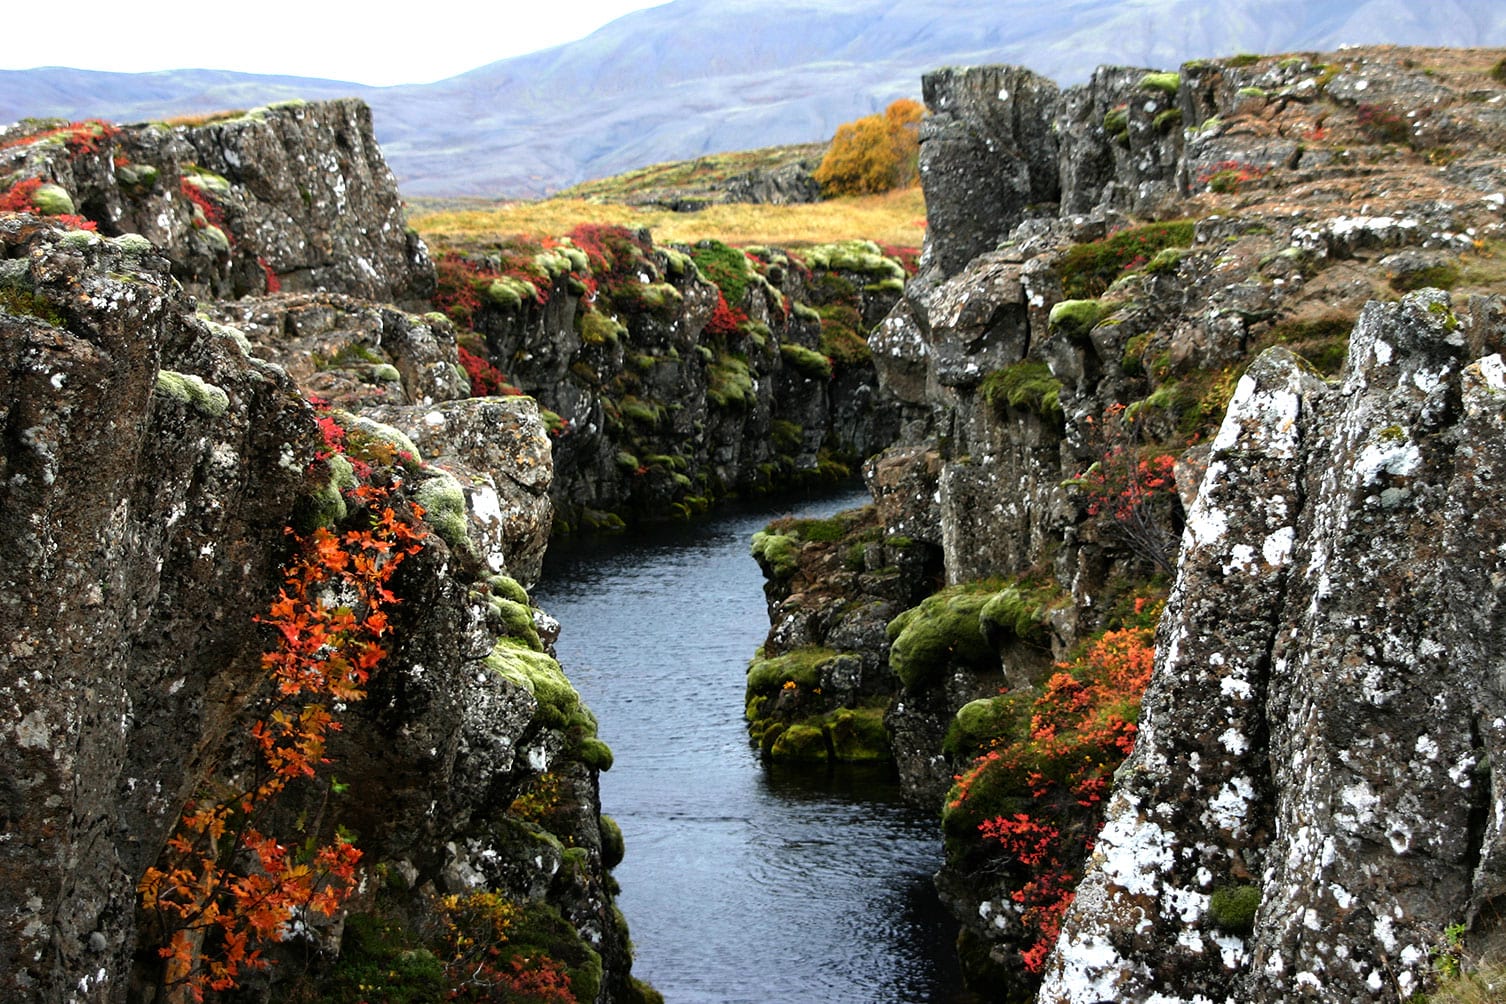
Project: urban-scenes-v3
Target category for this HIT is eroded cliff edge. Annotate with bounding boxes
[747,45,1506,1001]
[1,101,647,1003]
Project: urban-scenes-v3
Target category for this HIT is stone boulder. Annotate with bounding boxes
[1041,291,1506,1003]
[0,99,433,306]
[918,65,1061,277]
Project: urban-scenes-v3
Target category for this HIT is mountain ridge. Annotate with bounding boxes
[3,0,1505,197]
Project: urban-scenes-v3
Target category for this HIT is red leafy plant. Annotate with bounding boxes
[1073,403,1183,575]
[0,118,118,158]
[1197,160,1267,194]
[0,177,97,231]
[944,606,1159,974]
[137,479,427,1001]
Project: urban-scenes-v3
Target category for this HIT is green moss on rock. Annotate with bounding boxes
[599,814,625,870]
[1209,884,1261,936]
[1138,71,1181,95]
[31,184,76,216]
[887,583,1002,689]
[486,639,580,729]
[979,359,1063,415]
[750,531,800,577]
[827,706,890,761]
[746,646,841,692]
[780,343,833,380]
[153,370,230,417]
[1048,299,1111,341]
[769,722,828,761]
[414,473,470,553]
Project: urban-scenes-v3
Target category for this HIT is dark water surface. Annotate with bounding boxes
[533,489,966,1003]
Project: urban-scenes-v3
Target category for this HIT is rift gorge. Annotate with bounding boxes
[4,40,1506,1004]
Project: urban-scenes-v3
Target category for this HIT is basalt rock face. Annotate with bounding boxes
[0,219,311,1003]
[919,65,1061,277]
[1043,293,1506,1003]
[798,45,1506,1000]
[1,104,641,1002]
[447,237,907,532]
[0,99,433,307]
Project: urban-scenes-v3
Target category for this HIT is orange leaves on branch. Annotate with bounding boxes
[950,612,1159,973]
[814,98,924,197]
[138,484,427,1000]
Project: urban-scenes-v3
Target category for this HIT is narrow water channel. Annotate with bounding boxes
[532,488,965,1003]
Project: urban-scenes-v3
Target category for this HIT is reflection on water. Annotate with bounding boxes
[534,489,967,1003]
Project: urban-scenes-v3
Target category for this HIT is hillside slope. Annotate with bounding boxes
[3,0,1506,197]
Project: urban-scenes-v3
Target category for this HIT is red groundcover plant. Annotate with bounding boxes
[946,605,1159,973]
[138,477,427,1001]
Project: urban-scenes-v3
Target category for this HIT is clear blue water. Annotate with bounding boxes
[533,489,966,1003]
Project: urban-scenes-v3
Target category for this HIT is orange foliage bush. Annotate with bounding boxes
[814,99,924,197]
[946,604,1160,974]
[138,480,427,1000]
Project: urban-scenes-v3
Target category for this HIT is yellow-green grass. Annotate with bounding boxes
[410,186,926,251]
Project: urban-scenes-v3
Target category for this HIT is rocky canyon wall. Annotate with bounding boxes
[746,44,1506,1001]
[0,102,645,1003]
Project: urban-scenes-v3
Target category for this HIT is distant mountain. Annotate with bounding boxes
[3,0,1504,197]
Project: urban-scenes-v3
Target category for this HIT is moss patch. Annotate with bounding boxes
[154,370,230,417]
[979,359,1063,415]
[746,646,843,691]
[1048,299,1111,341]
[780,342,833,380]
[1059,220,1196,299]
[1209,884,1261,936]
[887,583,1000,689]
[486,639,581,730]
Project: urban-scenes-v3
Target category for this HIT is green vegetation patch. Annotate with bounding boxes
[1059,220,1196,299]
[802,239,907,281]
[943,693,1032,758]
[887,583,1000,689]
[780,343,834,380]
[1048,299,1112,341]
[486,638,581,730]
[1138,71,1181,95]
[746,646,842,691]
[979,359,1063,416]
[750,530,801,577]
[689,239,758,308]
[708,354,753,408]
[1208,884,1261,936]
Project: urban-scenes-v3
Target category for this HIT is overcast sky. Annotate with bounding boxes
[2,1,673,86]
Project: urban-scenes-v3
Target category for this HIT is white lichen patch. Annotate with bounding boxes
[1205,775,1256,835]
[1262,526,1295,567]
[1354,434,1420,485]
[1185,503,1229,550]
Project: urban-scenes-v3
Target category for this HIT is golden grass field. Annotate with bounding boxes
[409,185,926,251]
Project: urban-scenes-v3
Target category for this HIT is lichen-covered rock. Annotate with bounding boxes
[806,44,1506,995]
[0,218,313,1001]
[919,65,1061,277]
[366,396,555,587]
[438,231,905,531]
[0,100,433,306]
[207,291,471,408]
[1040,291,1506,1003]
[0,218,635,1003]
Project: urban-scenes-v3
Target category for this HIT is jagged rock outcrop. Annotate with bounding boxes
[743,44,1506,1000]
[1042,291,1506,1003]
[0,218,312,1003]
[439,234,907,531]
[0,100,433,306]
[1,101,646,1003]
[919,66,1060,277]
